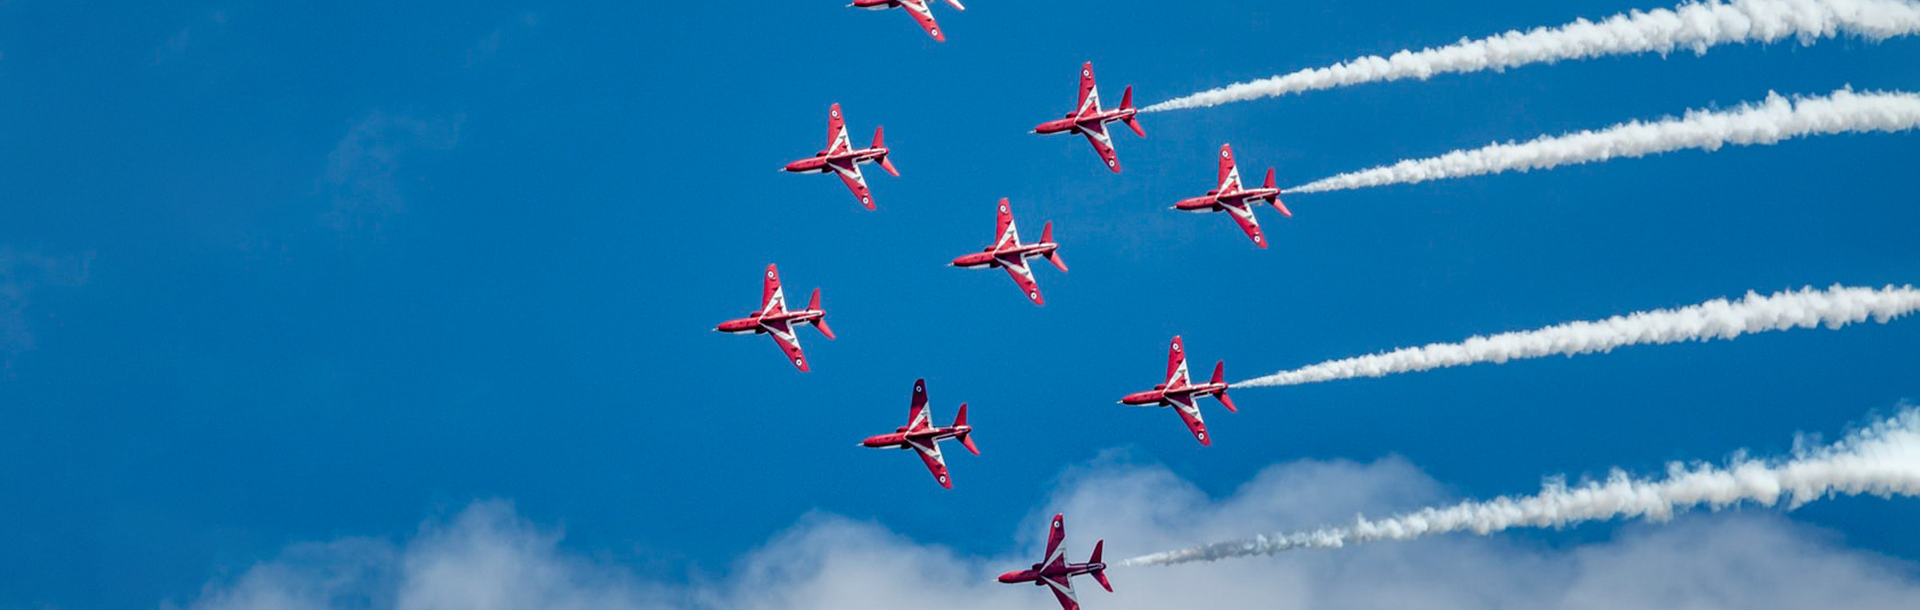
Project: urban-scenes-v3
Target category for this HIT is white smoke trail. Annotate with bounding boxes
[1238,284,1920,387]
[1286,88,1920,193]
[1144,0,1920,112]
[1121,406,1920,566]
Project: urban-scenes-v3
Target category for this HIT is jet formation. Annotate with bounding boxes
[736,11,1308,609]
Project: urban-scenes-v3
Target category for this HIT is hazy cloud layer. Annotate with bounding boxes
[321,111,463,234]
[0,247,94,365]
[173,456,1920,610]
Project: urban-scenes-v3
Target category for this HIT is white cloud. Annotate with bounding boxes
[172,457,1920,610]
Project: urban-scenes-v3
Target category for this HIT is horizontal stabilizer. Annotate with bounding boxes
[957,403,979,455]
[1266,167,1292,217]
[1090,540,1113,591]
[1040,223,1068,272]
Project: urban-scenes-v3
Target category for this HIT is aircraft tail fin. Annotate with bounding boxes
[874,127,900,177]
[1038,222,1068,272]
[1212,361,1237,412]
[1120,87,1146,137]
[1090,541,1114,592]
[1265,167,1292,217]
[954,403,980,455]
[808,288,836,339]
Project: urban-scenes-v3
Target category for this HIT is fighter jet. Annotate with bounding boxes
[998,513,1111,610]
[1033,62,1144,173]
[951,198,1067,306]
[784,103,898,210]
[860,378,978,488]
[850,0,966,42]
[1174,143,1293,248]
[1119,336,1236,445]
[715,264,835,372]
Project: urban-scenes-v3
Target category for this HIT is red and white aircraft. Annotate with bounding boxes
[1174,143,1293,248]
[1118,336,1236,446]
[850,0,965,42]
[860,378,978,488]
[950,198,1066,306]
[784,103,898,210]
[1033,62,1144,173]
[998,513,1112,610]
[715,264,835,372]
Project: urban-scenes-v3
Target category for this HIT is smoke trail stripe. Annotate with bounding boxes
[1287,88,1920,193]
[1121,407,1920,566]
[1145,0,1920,112]
[1238,284,1920,387]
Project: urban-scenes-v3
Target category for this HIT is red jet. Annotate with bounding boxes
[998,513,1111,610]
[1119,336,1236,445]
[860,378,978,488]
[1033,62,1144,173]
[784,103,898,210]
[1174,143,1293,248]
[850,0,965,42]
[715,264,835,372]
[951,198,1066,306]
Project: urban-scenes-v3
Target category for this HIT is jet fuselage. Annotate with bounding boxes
[861,424,970,449]
[782,145,891,173]
[1120,381,1230,406]
[714,308,825,334]
[1032,106,1137,136]
[996,560,1106,585]
[1174,186,1283,212]
[950,242,1060,268]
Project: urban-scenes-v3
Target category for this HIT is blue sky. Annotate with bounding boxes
[2,1,1919,608]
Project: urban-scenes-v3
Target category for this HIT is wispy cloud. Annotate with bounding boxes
[173,446,1920,609]
[152,11,228,66]
[320,110,463,235]
[463,12,540,68]
[0,247,94,367]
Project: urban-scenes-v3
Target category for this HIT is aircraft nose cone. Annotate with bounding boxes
[996,571,1022,583]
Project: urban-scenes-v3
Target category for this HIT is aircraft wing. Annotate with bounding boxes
[1043,513,1068,569]
[1165,336,1191,388]
[1221,199,1268,248]
[907,379,932,432]
[1168,393,1211,445]
[999,255,1044,305]
[1080,122,1121,172]
[1076,62,1099,115]
[761,264,786,315]
[899,0,946,41]
[826,104,852,155]
[994,198,1019,248]
[1042,575,1080,610]
[910,438,952,488]
[1217,143,1242,191]
[763,319,809,372]
[828,159,875,209]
